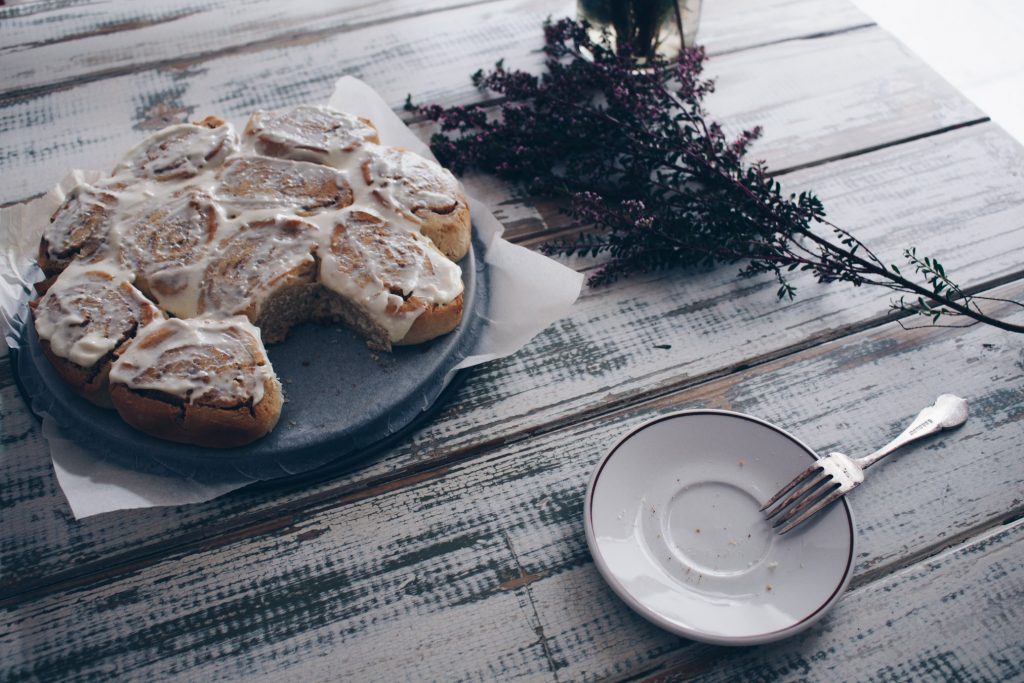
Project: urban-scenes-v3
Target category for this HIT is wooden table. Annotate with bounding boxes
[3,1,1024,680]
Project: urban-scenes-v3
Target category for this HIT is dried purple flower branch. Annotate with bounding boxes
[412,18,1024,333]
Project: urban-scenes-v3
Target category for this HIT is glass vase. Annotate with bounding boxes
[577,0,703,61]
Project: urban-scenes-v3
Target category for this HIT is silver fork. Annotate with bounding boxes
[761,394,969,535]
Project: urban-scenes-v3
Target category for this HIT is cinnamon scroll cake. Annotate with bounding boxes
[33,105,472,448]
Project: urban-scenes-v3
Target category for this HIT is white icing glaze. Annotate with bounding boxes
[199,217,318,316]
[319,209,464,342]
[41,180,128,262]
[113,121,237,181]
[361,144,462,219]
[108,316,274,406]
[40,105,468,404]
[246,104,379,162]
[214,155,354,212]
[108,188,220,318]
[33,261,159,367]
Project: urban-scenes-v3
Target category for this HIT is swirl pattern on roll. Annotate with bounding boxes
[320,210,464,342]
[360,144,472,261]
[199,216,319,318]
[114,116,237,181]
[215,156,354,214]
[39,184,120,274]
[33,262,162,368]
[114,189,219,308]
[362,145,461,219]
[245,105,380,162]
[109,317,274,408]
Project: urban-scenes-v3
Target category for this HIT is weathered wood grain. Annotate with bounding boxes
[0,0,558,204]
[2,294,1022,680]
[0,0,868,97]
[3,122,1024,597]
[628,519,1024,682]
[699,0,870,55]
[1,1,1021,680]
[0,15,977,205]
[702,26,987,172]
[0,0,509,97]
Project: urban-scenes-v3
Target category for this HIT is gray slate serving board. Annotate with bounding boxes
[13,236,488,483]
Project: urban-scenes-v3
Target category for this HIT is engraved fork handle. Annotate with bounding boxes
[854,394,968,470]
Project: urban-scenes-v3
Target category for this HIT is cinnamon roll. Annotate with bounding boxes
[31,261,162,407]
[108,316,282,448]
[114,189,219,316]
[113,116,237,181]
[361,145,471,261]
[244,105,379,163]
[38,183,120,278]
[198,216,320,343]
[319,210,464,350]
[215,155,354,215]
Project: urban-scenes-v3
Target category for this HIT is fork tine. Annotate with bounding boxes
[770,478,841,530]
[776,487,847,535]
[762,468,831,523]
[760,464,825,512]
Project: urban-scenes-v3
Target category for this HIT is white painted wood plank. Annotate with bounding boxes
[0,20,981,206]
[3,122,1024,593]
[2,296,1023,680]
[700,0,871,54]
[854,0,1024,147]
[703,26,986,171]
[623,519,1024,681]
[0,0,867,96]
[0,0,512,95]
[0,0,562,204]
[1,1,547,96]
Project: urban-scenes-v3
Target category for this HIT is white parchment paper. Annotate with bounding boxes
[0,76,583,519]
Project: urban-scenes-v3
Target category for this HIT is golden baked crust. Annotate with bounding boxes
[39,338,116,408]
[31,264,162,407]
[397,294,465,346]
[108,317,282,448]
[361,145,472,261]
[109,377,282,448]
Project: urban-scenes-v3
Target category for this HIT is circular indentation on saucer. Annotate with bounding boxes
[584,410,856,646]
[664,482,773,575]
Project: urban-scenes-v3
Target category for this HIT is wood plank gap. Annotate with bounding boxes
[769,117,992,177]
[0,191,45,209]
[708,20,876,57]
[5,9,205,52]
[6,273,1022,604]
[516,114,995,253]
[848,501,1024,591]
[624,515,1024,683]
[398,23,883,124]
[0,0,92,20]
[0,0,505,104]
[0,463,454,607]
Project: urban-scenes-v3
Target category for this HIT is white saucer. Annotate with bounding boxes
[584,410,855,646]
